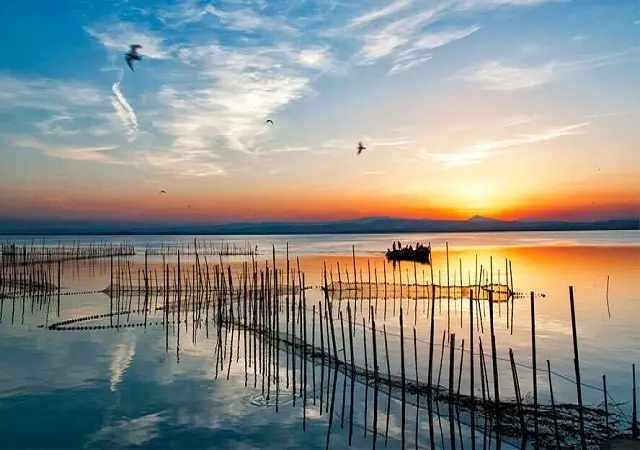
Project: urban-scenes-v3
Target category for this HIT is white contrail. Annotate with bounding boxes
[111,68,138,141]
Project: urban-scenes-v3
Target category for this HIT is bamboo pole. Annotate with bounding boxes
[400,307,406,450]
[569,286,586,449]
[449,333,456,450]
[347,303,355,446]
[531,291,539,449]
[384,323,392,446]
[372,306,379,450]
[547,360,561,449]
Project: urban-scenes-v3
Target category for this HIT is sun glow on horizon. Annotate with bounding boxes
[456,181,497,216]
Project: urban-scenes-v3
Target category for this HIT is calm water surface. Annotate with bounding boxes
[0,231,638,449]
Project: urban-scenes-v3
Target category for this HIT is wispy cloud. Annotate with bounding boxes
[355,7,444,65]
[85,21,172,59]
[390,25,481,73]
[350,0,562,72]
[88,413,163,447]
[454,0,569,9]
[158,1,297,34]
[458,48,640,90]
[152,43,315,160]
[269,145,311,154]
[457,61,558,90]
[583,110,635,120]
[111,73,139,141]
[141,150,226,177]
[12,137,121,164]
[0,75,104,112]
[389,55,433,73]
[36,115,80,136]
[298,47,335,71]
[201,4,297,34]
[421,122,589,166]
[348,0,413,28]
[500,114,539,127]
[371,137,414,147]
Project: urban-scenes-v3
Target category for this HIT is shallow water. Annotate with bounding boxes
[0,231,638,449]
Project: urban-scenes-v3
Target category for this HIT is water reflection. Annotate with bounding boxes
[1,237,639,449]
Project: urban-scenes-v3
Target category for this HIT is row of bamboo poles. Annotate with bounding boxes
[142,241,256,257]
[0,239,255,269]
[0,242,134,266]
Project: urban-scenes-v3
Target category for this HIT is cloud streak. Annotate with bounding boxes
[350,0,562,72]
[457,61,557,90]
[348,0,413,28]
[458,47,640,90]
[355,7,445,65]
[390,25,481,73]
[454,0,569,9]
[0,75,104,112]
[422,122,589,166]
[85,21,172,59]
[111,71,139,142]
[11,137,121,164]
[36,115,80,136]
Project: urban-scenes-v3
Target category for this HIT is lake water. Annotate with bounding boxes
[1,231,638,449]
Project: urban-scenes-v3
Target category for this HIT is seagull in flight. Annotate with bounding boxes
[265,119,274,125]
[125,45,142,72]
[357,141,366,155]
[159,189,167,195]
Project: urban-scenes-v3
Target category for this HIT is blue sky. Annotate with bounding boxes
[0,0,639,222]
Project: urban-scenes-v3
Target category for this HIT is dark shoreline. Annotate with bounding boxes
[1,216,637,236]
[1,224,638,236]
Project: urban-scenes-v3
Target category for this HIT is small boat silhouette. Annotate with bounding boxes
[385,243,431,264]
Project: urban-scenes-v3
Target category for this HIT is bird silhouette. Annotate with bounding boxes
[265,119,274,125]
[187,204,191,208]
[357,141,366,155]
[125,45,142,72]
[159,189,167,195]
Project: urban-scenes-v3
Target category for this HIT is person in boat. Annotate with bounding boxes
[392,241,396,251]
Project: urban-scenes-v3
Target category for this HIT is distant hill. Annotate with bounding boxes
[0,216,637,235]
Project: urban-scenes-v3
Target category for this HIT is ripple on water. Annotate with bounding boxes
[248,390,297,408]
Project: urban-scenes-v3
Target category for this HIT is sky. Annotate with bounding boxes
[0,0,639,224]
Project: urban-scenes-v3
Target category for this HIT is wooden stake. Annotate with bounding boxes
[372,306,379,450]
[449,333,456,450]
[531,291,539,449]
[547,360,561,449]
[347,303,355,446]
[400,307,406,450]
[569,286,586,449]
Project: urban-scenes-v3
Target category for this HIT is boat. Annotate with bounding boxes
[385,244,431,264]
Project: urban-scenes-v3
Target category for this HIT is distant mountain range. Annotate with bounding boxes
[0,216,637,235]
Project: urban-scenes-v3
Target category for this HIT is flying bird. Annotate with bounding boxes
[265,119,274,125]
[357,141,366,155]
[159,189,167,195]
[125,45,143,72]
